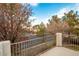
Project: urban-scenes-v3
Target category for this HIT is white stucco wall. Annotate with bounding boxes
[0,41,11,56]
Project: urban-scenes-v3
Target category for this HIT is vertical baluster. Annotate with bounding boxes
[66,38,68,44]
[30,40,32,56]
[30,40,31,47]
[74,38,76,51]
[72,38,74,50]
[20,43,22,56]
[23,42,25,56]
[21,42,23,56]
[17,44,19,56]
[11,45,13,56]
[20,43,21,56]
[28,40,30,48]
[26,41,28,55]
[72,38,73,50]
[16,44,18,56]
[14,45,15,56]
[23,42,24,56]
[12,45,15,56]
[11,44,16,56]
[11,45,12,56]
[18,43,20,56]
[73,38,74,51]
[69,38,70,47]
[24,42,26,56]
[76,38,77,51]
[76,38,77,52]
[67,37,70,45]
[13,44,15,56]
[28,40,30,56]
[77,38,79,51]
[76,37,78,49]
[75,38,76,51]
[26,41,28,56]
[73,39,74,51]
[77,38,78,52]
[15,44,17,56]
[67,37,68,46]
[25,42,26,56]
[70,37,71,46]
[69,37,72,47]
[74,38,75,51]
[30,40,32,47]
[22,42,23,56]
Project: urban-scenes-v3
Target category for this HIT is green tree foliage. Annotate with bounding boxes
[36,22,46,36]
[47,10,79,36]
[63,10,79,35]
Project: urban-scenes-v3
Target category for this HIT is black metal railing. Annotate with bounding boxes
[11,34,56,56]
[63,35,79,51]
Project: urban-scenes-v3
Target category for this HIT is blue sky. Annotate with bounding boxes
[29,3,79,26]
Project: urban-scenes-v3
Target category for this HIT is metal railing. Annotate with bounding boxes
[11,35,56,56]
[63,35,79,51]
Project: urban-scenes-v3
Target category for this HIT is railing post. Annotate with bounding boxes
[0,40,11,56]
[56,33,62,47]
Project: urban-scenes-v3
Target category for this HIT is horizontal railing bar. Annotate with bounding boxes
[11,35,54,45]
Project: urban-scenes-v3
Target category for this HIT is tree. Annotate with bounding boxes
[47,15,63,34]
[0,3,32,43]
[47,10,79,36]
[63,10,79,35]
[36,22,46,36]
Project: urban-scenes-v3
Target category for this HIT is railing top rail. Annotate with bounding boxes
[11,35,53,45]
[11,37,42,45]
[11,40,27,45]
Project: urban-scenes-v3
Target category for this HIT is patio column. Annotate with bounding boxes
[56,33,62,47]
[0,40,11,56]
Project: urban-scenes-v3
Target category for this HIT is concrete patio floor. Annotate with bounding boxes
[39,47,79,56]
